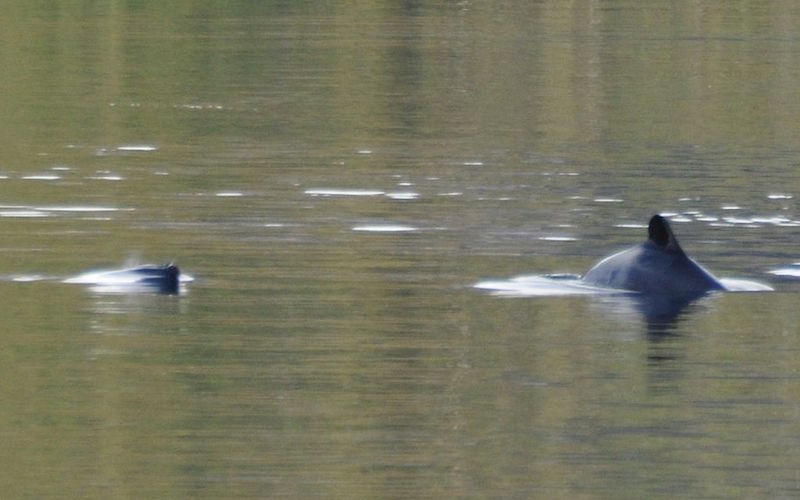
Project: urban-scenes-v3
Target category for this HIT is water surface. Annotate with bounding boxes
[2,2,800,498]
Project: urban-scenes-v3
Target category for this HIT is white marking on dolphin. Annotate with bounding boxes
[582,214,728,295]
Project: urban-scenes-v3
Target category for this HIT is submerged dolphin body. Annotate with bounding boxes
[582,215,725,295]
[64,263,183,294]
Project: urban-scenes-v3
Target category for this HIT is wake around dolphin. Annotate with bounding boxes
[582,214,725,295]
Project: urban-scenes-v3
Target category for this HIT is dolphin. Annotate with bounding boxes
[582,215,725,295]
[64,263,183,294]
[126,263,181,294]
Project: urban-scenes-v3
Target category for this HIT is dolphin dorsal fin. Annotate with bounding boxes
[648,214,683,253]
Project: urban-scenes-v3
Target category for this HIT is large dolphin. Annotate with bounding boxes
[582,214,725,295]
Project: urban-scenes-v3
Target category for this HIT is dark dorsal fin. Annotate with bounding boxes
[648,214,683,253]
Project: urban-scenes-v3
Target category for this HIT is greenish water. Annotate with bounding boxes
[2,2,800,498]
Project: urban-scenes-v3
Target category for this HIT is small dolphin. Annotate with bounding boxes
[64,263,184,294]
[126,263,181,294]
[582,215,725,295]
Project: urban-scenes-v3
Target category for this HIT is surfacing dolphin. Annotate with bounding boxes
[475,214,771,326]
[64,263,184,294]
[126,263,181,294]
[582,214,725,296]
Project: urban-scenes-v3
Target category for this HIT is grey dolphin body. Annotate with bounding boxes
[582,215,725,295]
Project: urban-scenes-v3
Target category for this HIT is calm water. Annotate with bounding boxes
[3,2,800,498]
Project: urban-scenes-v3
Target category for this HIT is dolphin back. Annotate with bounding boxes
[582,243,724,295]
[133,264,180,294]
[64,263,181,294]
[582,215,725,295]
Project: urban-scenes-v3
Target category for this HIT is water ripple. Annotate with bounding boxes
[0,205,128,218]
[352,224,418,233]
[305,188,384,197]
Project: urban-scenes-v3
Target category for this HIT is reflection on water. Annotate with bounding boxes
[2,1,800,498]
[592,292,712,334]
[474,273,767,338]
